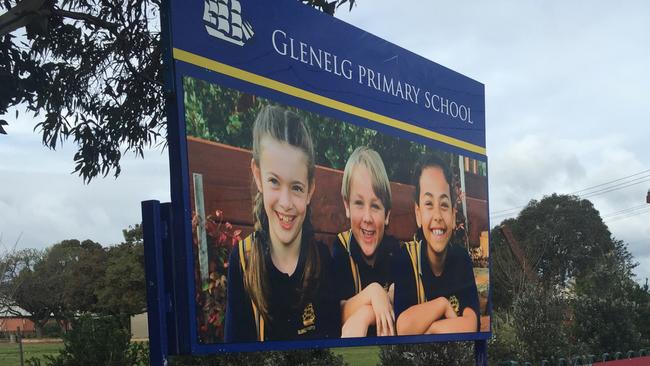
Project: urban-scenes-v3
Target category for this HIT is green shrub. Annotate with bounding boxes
[488,310,525,364]
[26,315,148,366]
[379,342,474,366]
[511,285,571,362]
[42,321,64,338]
[169,349,347,366]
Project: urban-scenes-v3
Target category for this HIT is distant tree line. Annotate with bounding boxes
[0,225,146,337]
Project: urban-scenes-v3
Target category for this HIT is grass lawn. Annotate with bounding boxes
[333,345,380,366]
[0,341,62,366]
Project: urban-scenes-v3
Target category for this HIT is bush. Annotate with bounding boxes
[42,321,64,338]
[169,349,347,366]
[510,285,571,363]
[129,341,150,366]
[572,294,641,353]
[488,310,525,364]
[26,315,148,366]
[379,342,474,366]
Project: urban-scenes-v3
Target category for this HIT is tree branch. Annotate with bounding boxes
[51,8,119,32]
[52,7,163,88]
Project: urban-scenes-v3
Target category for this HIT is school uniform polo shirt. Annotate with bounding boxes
[332,232,399,336]
[393,240,480,331]
[332,232,400,302]
[224,234,341,342]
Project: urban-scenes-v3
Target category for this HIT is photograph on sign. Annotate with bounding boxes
[184,76,489,345]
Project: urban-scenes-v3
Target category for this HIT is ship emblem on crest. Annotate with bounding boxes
[203,0,254,46]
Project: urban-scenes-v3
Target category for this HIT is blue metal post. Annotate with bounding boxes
[143,200,169,366]
[475,339,488,366]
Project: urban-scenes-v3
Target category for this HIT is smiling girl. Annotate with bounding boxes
[224,105,339,342]
[394,154,479,335]
[332,147,400,337]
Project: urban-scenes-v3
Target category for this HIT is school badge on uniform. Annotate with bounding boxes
[449,296,460,316]
[297,303,316,335]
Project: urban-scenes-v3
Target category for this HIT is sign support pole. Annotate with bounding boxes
[143,200,171,366]
[475,339,488,366]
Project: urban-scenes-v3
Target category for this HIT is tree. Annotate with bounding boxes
[6,239,107,334]
[1,248,51,337]
[570,239,643,352]
[628,281,650,347]
[490,194,645,361]
[510,285,571,362]
[1,0,355,182]
[1,0,164,182]
[61,240,108,314]
[121,223,143,246]
[32,239,107,330]
[491,194,620,309]
[0,247,42,312]
[95,225,147,319]
[13,266,55,337]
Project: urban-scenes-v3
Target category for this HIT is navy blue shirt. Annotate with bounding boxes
[393,239,479,331]
[332,232,399,302]
[224,234,341,342]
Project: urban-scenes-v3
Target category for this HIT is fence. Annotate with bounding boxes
[500,349,650,365]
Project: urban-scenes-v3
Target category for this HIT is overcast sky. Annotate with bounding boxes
[1,1,649,281]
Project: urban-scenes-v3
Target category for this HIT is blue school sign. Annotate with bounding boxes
[142,0,489,364]
[169,0,485,156]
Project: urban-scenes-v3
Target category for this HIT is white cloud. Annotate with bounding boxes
[0,116,170,249]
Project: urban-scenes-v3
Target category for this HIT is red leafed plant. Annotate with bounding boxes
[192,209,242,343]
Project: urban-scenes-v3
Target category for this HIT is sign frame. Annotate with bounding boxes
[143,0,492,362]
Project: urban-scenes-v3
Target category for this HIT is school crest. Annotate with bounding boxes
[449,296,460,316]
[297,302,316,335]
[203,0,254,46]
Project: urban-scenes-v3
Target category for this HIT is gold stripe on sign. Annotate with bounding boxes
[173,48,486,156]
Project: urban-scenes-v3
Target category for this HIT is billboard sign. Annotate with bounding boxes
[156,0,490,355]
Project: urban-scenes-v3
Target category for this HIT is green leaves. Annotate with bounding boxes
[0,0,356,182]
[3,227,147,338]
[1,0,163,182]
[226,114,242,135]
[301,0,355,15]
[42,314,147,366]
[490,194,649,362]
[95,241,147,316]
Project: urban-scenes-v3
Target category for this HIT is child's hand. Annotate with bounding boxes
[368,282,396,336]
